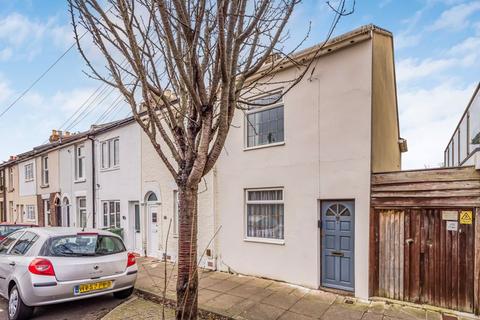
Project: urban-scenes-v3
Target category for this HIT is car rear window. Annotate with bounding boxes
[0,226,24,237]
[43,234,126,257]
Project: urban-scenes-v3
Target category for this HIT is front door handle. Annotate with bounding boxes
[331,251,344,257]
[9,262,15,267]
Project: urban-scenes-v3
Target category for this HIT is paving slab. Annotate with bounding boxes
[236,303,285,320]
[261,292,302,310]
[289,297,332,318]
[203,293,246,316]
[208,279,242,293]
[228,284,275,301]
[320,303,366,320]
[277,311,315,320]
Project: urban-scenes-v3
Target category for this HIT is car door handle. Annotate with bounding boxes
[9,262,15,267]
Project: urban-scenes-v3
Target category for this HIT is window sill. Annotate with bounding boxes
[7,188,14,193]
[74,179,86,184]
[244,142,285,152]
[100,166,120,173]
[24,179,34,183]
[244,237,285,245]
[40,184,49,189]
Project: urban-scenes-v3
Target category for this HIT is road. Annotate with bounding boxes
[0,294,126,320]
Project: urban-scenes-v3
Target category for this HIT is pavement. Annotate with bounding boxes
[103,257,479,320]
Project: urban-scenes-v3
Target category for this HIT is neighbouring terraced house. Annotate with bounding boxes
[444,83,480,168]
[0,24,406,301]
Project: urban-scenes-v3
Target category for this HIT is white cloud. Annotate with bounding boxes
[448,36,480,54]
[399,83,476,169]
[0,47,12,61]
[430,2,480,31]
[395,33,421,49]
[0,13,72,61]
[396,57,457,82]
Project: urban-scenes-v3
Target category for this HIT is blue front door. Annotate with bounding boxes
[321,200,354,291]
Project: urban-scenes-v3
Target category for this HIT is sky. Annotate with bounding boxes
[0,0,479,169]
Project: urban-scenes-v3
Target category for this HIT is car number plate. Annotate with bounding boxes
[74,280,112,295]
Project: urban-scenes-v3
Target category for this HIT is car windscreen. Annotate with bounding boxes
[43,234,126,257]
[0,226,24,237]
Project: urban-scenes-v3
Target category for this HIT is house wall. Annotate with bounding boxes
[58,139,94,228]
[445,84,480,167]
[36,150,60,194]
[94,122,142,251]
[17,159,38,223]
[215,39,373,299]
[371,33,401,173]
[140,131,217,268]
[5,164,20,223]
[36,150,60,226]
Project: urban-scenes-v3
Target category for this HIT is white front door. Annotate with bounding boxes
[147,204,159,257]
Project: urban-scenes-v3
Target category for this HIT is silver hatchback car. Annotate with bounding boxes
[0,227,138,320]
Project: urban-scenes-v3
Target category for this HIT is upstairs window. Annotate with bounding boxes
[41,156,49,186]
[75,145,85,180]
[8,167,14,190]
[24,163,34,182]
[0,170,4,188]
[101,138,120,169]
[246,92,284,148]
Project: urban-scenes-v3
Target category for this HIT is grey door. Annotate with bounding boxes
[321,200,354,291]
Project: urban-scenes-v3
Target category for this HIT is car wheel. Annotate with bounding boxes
[113,287,134,299]
[8,285,33,320]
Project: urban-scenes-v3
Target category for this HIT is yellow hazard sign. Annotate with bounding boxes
[460,210,473,225]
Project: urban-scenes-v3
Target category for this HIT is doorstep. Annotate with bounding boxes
[132,257,479,320]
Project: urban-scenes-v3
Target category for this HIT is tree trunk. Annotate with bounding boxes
[176,185,199,320]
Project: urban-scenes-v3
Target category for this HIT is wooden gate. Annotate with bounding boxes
[375,209,475,312]
[370,167,480,314]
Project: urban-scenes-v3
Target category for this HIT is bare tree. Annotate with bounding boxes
[68,0,351,318]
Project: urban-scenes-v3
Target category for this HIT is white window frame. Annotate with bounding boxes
[25,205,35,221]
[102,200,121,228]
[101,138,120,170]
[244,91,285,150]
[75,145,86,181]
[77,197,87,228]
[41,156,49,186]
[24,163,34,182]
[244,188,285,245]
[8,167,14,190]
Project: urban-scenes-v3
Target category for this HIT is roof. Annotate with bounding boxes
[0,116,136,166]
[250,24,393,81]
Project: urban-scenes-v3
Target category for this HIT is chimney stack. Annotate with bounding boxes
[49,130,60,143]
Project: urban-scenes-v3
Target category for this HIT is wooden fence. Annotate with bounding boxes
[370,167,480,314]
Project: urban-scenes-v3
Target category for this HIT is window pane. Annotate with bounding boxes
[115,202,120,228]
[134,205,140,232]
[103,203,108,227]
[247,203,284,240]
[248,190,282,201]
[101,143,107,168]
[246,106,284,147]
[114,139,120,166]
